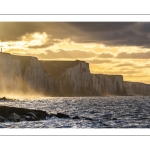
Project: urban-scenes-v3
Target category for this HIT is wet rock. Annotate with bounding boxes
[103,123,109,126]
[0,97,7,100]
[8,113,21,122]
[0,97,15,102]
[0,106,48,122]
[72,116,80,119]
[56,113,70,118]
[81,116,93,121]
[48,113,55,118]
[25,116,35,121]
[24,112,40,121]
[102,114,113,119]
[26,112,36,118]
[0,105,94,123]
[0,116,5,122]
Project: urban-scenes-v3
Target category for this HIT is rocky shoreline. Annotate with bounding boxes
[0,104,92,122]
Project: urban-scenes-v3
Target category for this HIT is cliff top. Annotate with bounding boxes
[124,81,150,85]
[0,52,37,59]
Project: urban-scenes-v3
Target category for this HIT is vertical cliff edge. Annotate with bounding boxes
[124,81,150,96]
[91,74,126,96]
[40,60,126,96]
[0,53,53,97]
[0,53,149,96]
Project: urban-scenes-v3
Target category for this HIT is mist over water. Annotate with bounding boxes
[0,88,50,99]
[0,96,150,128]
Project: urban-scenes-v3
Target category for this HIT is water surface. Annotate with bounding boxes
[0,96,150,128]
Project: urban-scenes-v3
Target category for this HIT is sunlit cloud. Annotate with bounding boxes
[117,51,150,59]
[1,22,150,84]
[2,32,49,51]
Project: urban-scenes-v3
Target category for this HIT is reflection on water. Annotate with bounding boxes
[0,96,150,128]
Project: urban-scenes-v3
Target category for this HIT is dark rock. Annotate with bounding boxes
[81,117,93,121]
[0,106,48,122]
[25,116,35,121]
[56,113,70,118]
[0,97,7,100]
[8,113,21,122]
[72,116,80,119]
[102,114,113,119]
[0,97,14,101]
[25,112,40,121]
[103,123,109,126]
[26,112,36,118]
[48,113,55,118]
[0,105,94,123]
[0,116,6,122]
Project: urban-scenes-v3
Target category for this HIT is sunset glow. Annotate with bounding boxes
[0,22,150,83]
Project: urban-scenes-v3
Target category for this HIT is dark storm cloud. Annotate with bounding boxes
[0,22,78,41]
[68,22,136,32]
[1,22,150,48]
[117,51,150,59]
[68,22,150,48]
[135,22,150,33]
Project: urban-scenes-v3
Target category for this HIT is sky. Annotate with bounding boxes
[0,22,150,84]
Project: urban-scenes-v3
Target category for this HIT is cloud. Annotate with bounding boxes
[28,49,97,60]
[28,43,53,49]
[97,52,114,58]
[117,51,150,59]
[68,22,135,32]
[87,59,112,64]
[1,22,150,48]
[0,22,80,41]
[134,22,150,33]
[5,49,26,54]
[103,69,140,75]
[115,62,134,67]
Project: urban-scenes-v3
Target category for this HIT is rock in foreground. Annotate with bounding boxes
[0,106,93,122]
[0,106,48,122]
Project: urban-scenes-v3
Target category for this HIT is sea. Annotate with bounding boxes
[0,96,150,128]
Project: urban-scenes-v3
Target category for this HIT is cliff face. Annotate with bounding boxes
[58,61,92,95]
[1,52,150,96]
[40,60,92,96]
[91,74,126,95]
[0,53,53,96]
[40,60,126,96]
[124,81,150,96]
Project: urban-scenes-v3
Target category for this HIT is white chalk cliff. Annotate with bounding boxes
[40,60,126,96]
[124,81,150,96]
[0,53,149,96]
[0,53,53,96]
[91,74,126,95]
